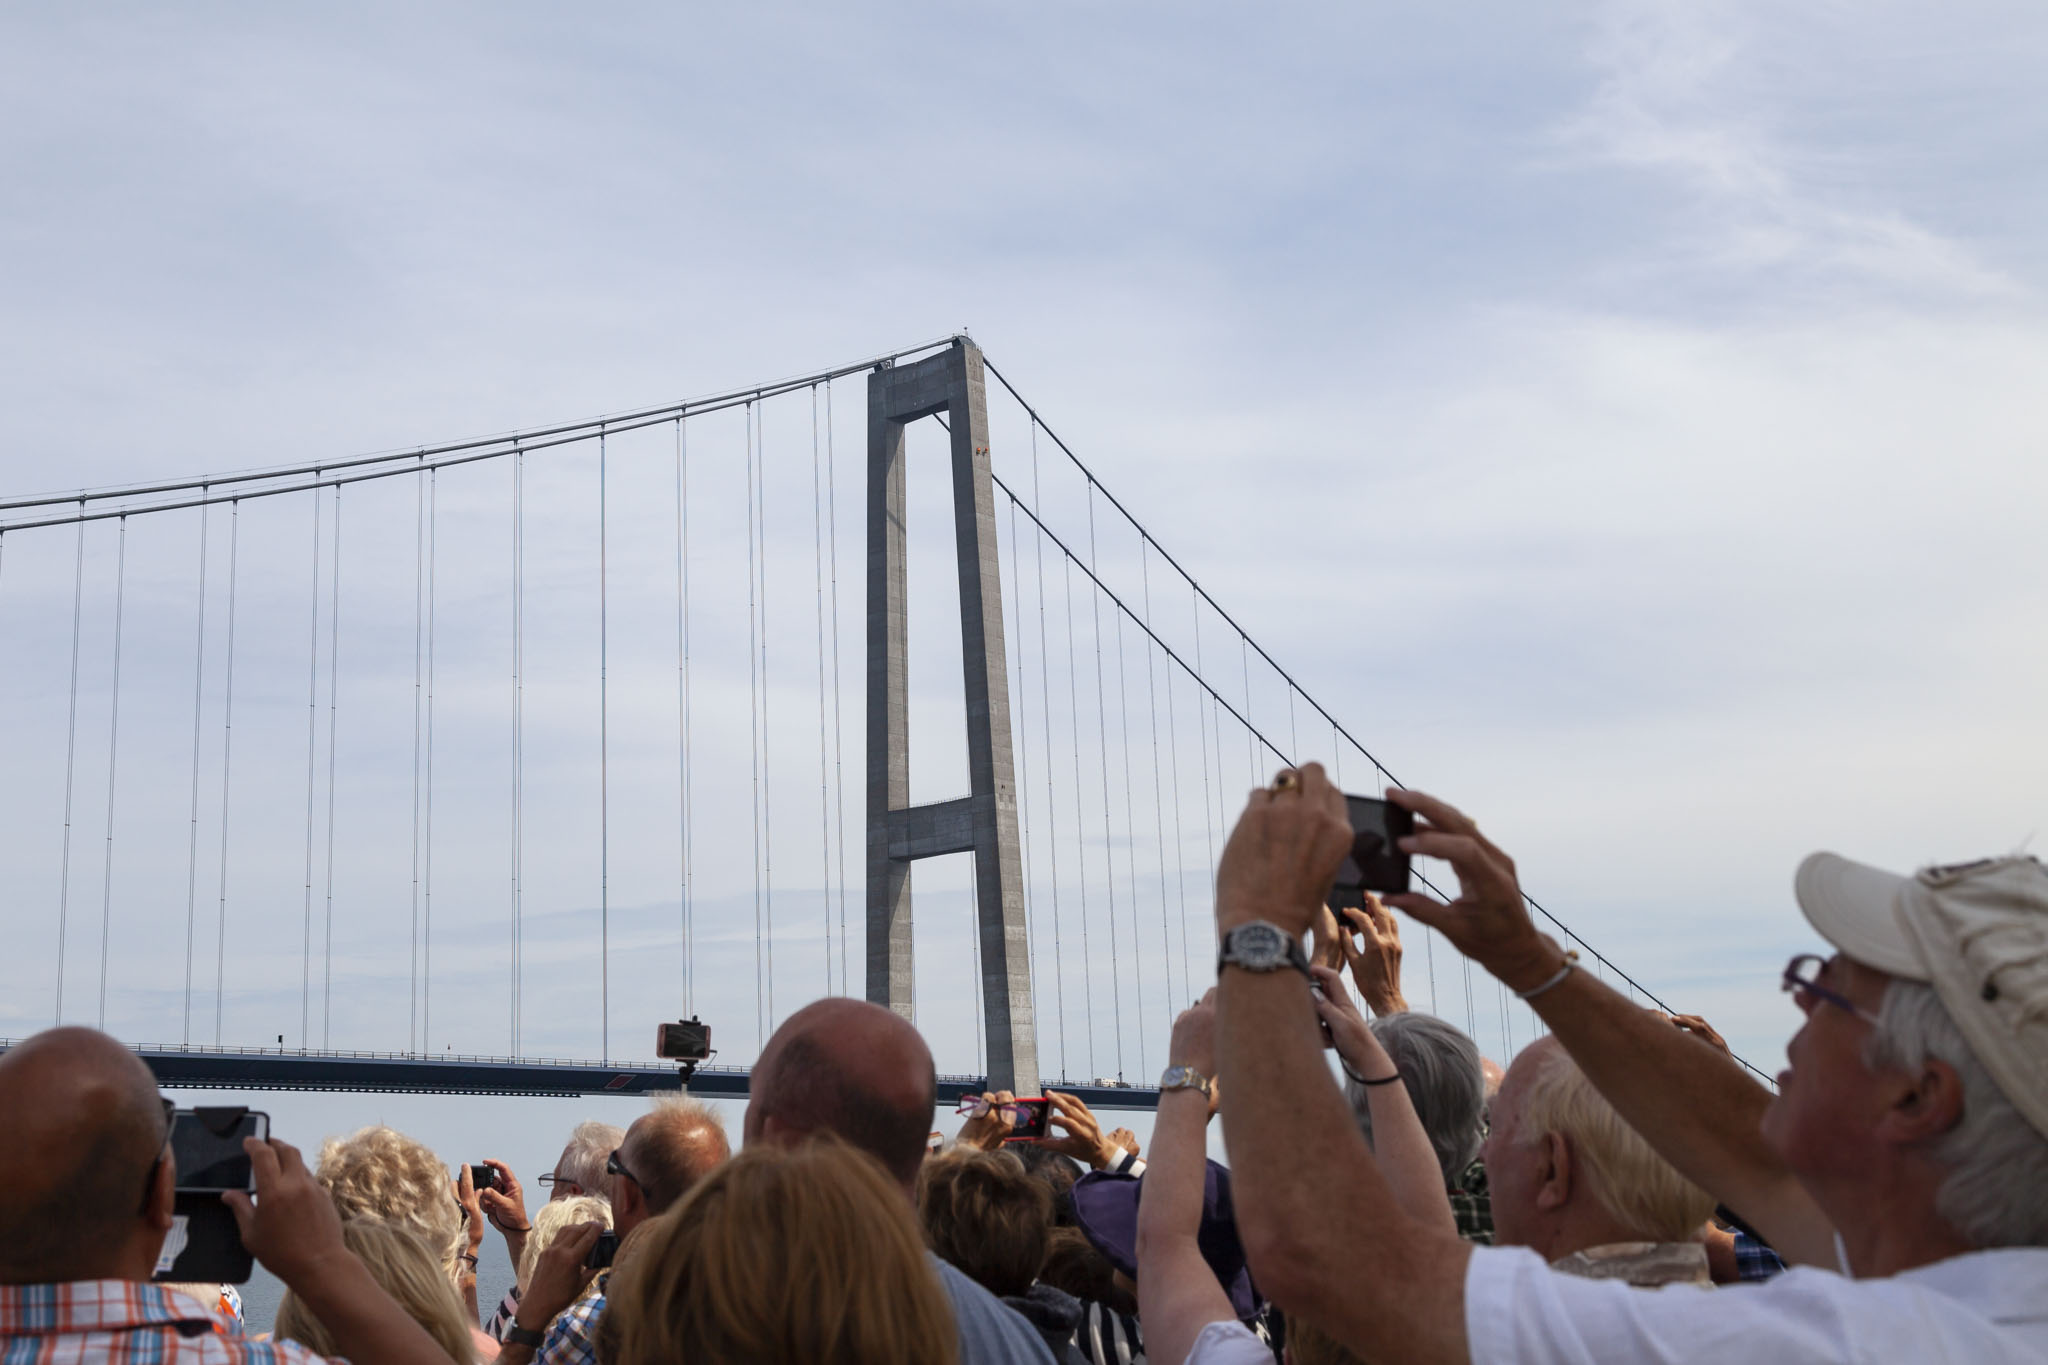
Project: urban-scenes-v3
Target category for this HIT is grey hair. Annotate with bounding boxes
[557,1119,625,1199]
[1347,1011,1485,1183]
[1864,979,2048,1248]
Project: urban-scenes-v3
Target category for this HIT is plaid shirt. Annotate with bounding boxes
[1449,1159,1493,1245]
[533,1278,607,1365]
[1733,1230,1787,1282]
[0,1281,338,1364]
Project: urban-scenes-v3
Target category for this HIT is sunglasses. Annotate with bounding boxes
[605,1148,643,1191]
[955,1096,1037,1125]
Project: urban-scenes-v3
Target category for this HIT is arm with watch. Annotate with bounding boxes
[1136,991,1237,1365]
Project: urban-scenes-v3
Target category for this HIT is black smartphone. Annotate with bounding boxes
[1001,1098,1052,1142]
[467,1163,501,1193]
[585,1230,620,1270]
[1327,795,1413,906]
[171,1108,268,1192]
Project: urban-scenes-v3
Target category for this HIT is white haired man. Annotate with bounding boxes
[1483,1036,1716,1286]
[1207,766,2048,1363]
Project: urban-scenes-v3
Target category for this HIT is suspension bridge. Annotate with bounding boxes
[0,337,1744,1105]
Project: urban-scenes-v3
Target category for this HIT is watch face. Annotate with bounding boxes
[1229,922,1287,968]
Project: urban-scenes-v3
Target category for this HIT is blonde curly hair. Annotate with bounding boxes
[314,1125,464,1279]
[518,1193,613,1292]
[277,1218,474,1364]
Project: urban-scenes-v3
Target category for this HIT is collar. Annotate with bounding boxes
[0,1280,222,1336]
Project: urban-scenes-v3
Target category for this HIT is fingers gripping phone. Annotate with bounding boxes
[1001,1098,1052,1142]
[585,1230,620,1269]
[468,1163,502,1193]
[153,1107,269,1286]
[1327,795,1413,908]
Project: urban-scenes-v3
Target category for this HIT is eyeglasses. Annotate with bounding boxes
[141,1096,176,1214]
[1782,954,1882,1026]
[955,1096,1035,1125]
[537,1172,586,1195]
[605,1148,643,1191]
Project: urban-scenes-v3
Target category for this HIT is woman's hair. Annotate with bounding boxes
[604,1135,958,1365]
[556,1119,625,1200]
[518,1193,613,1291]
[1038,1226,1136,1316]
[315,1125,464,1279]
[276,1218,473,1364]
[1347,1012,1485,1184]
[916,1147,1052,1298]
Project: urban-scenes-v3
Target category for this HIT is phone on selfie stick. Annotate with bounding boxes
[152,1107,270,1286]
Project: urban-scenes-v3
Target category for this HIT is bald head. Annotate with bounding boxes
[619,1096,729,1228]
[0,1028,171,1283]
[745,998,936,1191]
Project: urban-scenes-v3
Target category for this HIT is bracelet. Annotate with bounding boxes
[1340,1057,1402,1087]
[1515,952,1580,1001]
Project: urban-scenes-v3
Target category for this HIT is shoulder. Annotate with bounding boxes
[932,1256,1058,1364]
[1465,1245,2048,1365]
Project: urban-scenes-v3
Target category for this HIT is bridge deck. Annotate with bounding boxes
[0,1042,1162,1110]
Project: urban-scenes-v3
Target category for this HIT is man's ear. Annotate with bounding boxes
[1876,1056,1966,1147]
[146,1154,176,1232]
[1534,1131,1573,1212]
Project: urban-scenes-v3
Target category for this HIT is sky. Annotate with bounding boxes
[2,1,2046,1157]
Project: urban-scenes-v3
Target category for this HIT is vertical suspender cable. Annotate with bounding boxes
[1028,422,1067,1080]
[746,405,764,1048]
[1083,490,1126,1080]
[1139,539,1183,1004]
[825,382,849,996]
[812,385,832,995]
[512,454,525,1052]
[675,421,692,1014]
[55,508,86,1024]
[1111,579,1148,1073]
[598,432,609,1064]
[1188,588,1219,923]
[183,501,208,1044]
[323,489,341,1050]
[409,468,424,1053]
[301,488,321,1047]
[424,468,438,1052]
[758,403,776,1029]
[1061,556,1096,1079]
[1240,636,1256,781]
[215,501,240,1045]
[96,516,128,1028]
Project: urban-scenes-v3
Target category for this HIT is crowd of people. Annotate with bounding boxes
[1,768,2043,1362]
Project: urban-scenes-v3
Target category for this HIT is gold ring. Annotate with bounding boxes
[1272,770,1300,793]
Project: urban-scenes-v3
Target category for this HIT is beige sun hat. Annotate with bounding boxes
[1795,852,2048,1141]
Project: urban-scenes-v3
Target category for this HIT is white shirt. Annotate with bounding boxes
[1465,1243,2048,1364]
[1181,1320,1270,1365]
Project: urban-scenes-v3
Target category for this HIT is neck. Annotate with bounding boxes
[1535,1205,1649,1264]
[1814,1160,1975,1278]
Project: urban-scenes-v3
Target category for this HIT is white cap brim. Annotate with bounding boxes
[1794,852,1930,981]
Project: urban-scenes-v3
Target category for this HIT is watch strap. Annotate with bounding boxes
[1159,1064,1212,1098]
[504,1325,546,1349]
[1217,921,1312,977]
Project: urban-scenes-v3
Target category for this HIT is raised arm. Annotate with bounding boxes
[1311,965,1455,1235]
[1136,993,1237,1365]
[1383,787,1835,1268]
[226,1137,466,1365]
[1216,766,1472,1365]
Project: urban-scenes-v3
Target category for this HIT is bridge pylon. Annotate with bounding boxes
[866,338,1039,1095]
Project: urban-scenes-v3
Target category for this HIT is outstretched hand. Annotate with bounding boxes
[1381,788,1559,995]
[1339,895,1409,1015]
[1215,765,1353,937]
[223,1137,349,1289]
[1045,1091,1128,1169]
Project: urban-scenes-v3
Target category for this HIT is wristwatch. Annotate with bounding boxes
[1217,920,1311,978]
[1159,1064,1212,1099]
[504,1325,546,1349]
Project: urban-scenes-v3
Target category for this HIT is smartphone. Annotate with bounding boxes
[171,1108,268,1192]
[467,1163,501,1193]
[585,1230,620,1270]
[1327,795,1413,906]
[1001,1098,1052,1142]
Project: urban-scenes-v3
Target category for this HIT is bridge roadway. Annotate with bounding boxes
[0,1041,1162,1110]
